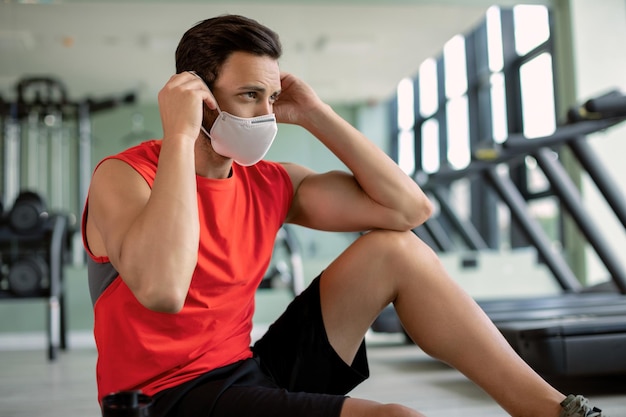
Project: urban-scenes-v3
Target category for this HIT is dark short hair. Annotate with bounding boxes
[175,14,282,89]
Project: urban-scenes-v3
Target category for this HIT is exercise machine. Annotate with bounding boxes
[259,225,305,297]
[0,191,71,360]
[372,90,626,377]
[0,76,135,360]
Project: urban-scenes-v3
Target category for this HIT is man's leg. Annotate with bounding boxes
[320,230,565,417]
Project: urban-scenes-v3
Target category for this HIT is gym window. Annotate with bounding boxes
[391,4,556,249]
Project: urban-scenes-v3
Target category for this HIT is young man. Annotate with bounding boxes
[82,14,607,417]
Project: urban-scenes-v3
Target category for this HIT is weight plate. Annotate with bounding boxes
[9,204,42,231]
[7,256,48,297]
[8,191,47,233]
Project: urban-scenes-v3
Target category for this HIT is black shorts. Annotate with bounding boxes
[150,274,370,417]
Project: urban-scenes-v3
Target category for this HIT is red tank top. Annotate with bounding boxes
[82,140,293,401]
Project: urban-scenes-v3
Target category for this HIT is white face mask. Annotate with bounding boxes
[201,107,278,166]
[189,70,278,167]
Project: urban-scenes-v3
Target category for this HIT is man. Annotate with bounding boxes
[83,14,607,417]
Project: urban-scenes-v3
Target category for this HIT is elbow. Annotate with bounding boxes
[404,196,434,230]
[130,267,192,314]
[122,251,197,314]
[136,286,187,314]
[421,197,435,223]
[152,301,185,314]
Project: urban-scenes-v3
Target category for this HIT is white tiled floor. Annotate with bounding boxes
[0,333,624,417]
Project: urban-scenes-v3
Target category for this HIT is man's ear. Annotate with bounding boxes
[202,104,219,133]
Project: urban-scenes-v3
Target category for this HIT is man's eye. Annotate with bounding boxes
[245,92,257,99]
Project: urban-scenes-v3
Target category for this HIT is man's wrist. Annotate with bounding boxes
[300,102,335,133]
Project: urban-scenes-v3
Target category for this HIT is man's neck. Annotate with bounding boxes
[194,137,233,179]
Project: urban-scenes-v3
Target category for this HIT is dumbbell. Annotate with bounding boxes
[8,191,48,234]
[7,255,49,297]
[102,391,152,417]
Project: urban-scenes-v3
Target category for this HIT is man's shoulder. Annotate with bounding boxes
[241,159,289,179]
[237,161,294,202]
[119,139,161,160]
[97,140,161,185]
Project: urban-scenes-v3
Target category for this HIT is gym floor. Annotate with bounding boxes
[0,332,625,417]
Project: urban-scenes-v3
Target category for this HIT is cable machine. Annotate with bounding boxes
[0,76,135,360]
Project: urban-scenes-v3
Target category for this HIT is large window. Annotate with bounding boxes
[392,5,557,250]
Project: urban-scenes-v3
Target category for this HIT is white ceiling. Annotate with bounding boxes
[0,0,549,106]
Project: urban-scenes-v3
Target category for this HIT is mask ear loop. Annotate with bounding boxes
[188,71,222,113]
[188,71,221,139]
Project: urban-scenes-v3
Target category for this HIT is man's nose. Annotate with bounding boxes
[256,100,273,116]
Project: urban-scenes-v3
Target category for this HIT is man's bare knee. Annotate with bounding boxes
[360,229,441,282]
[357,229,422,264]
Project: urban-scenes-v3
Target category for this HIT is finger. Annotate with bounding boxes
[164,71,200,88]
[279,72,297,89]
[187,71,218,110]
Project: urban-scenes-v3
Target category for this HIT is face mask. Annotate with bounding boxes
[189,70,278,166]
[201,108,278,166]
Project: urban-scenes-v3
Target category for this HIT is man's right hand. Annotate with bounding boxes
[158,71,217,143]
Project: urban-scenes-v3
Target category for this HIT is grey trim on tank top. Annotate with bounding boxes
[87,256,120,306]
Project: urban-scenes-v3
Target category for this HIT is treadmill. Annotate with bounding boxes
[372,91,626,377]
[478,293,626,376]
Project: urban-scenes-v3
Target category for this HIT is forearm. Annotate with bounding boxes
[301,103,433,229]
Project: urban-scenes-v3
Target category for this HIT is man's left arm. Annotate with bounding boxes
[277,74,433,232]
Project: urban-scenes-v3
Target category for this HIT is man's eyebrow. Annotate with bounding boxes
[237,85,265,92]
[237,85,281,95]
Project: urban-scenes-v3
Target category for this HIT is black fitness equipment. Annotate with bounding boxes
[101,391,153,417]
[8,190,48,234]
[4,191,51,297]
[0,76,136,360]
[372,89,626,378]
[0,191,71,359]
[7,253,49,297]
[259,225,305,297]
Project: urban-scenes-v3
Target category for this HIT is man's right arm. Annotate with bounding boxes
[86,73,211,313]
[86,142,199,313]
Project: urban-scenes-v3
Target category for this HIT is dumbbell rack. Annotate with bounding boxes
[1,76,136,360]
[0,214,70,360]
